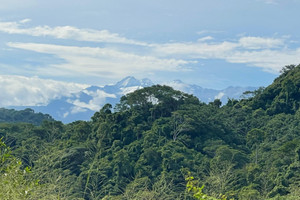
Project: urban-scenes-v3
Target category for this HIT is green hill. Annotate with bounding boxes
[245,64,300,115]
[1,66,300,199]
[0,108,54,125]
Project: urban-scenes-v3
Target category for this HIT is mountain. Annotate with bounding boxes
[167,80,257,103]
[10,76,257,123]
[246,64,300,115]
[3,65,300,199]
[10,76,154,123]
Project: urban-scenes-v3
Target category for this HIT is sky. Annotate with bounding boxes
[1,0,300,106]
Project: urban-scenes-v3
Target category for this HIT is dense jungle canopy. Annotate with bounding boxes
[1,65,300,199]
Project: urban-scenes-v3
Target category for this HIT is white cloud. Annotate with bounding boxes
[154,41,238,59]
[68,89,116,112]
[2,19,300,77]
[0,19,146,45]
[238,37,284,49]
[63,111,70,118]
[70,102,92,112]
[19,19,31,24]
[226,49,300,72]
[197,36,214,42]
[197,30,225,35]
[0,75,88,107]
[154,36,299,73]
[215,92,225,100]
[7,42,191,78]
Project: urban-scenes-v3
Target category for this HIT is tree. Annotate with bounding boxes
[207,152,236,196]
[210,99,222,108]
[185,173,233,200]
[171,113,192,141]
[280,64,296,75]
[246,129,265,164]
[0,138,39,200]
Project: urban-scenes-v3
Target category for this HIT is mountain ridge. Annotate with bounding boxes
[9,76,257,123]
[2,65,300,199]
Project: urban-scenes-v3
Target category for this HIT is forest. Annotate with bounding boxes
[1,64,300,200]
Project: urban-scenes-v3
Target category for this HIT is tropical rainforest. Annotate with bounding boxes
[1,64,300,200]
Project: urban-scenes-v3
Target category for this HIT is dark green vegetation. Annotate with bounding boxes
[0,108,53,125]
[1,65,300,199]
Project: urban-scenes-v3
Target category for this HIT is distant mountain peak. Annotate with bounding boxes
[85,85,103,92]
[10,76,257,123]
[116,76,154,88]
[116,76,140,88]
[141,78,154,86]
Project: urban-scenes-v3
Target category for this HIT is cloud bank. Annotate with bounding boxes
[68,89,116,113]
[154,36,300,72]
[0,75,88,107]
[1,19,300,82]
[7,42,190,78]
[0,19,146,45]
[0,19,300,78]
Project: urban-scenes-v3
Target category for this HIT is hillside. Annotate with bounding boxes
[0,108,53,125]
[1,65,300,199]
[247,65,300,115]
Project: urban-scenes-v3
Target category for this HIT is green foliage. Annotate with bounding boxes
[238,185,261,200]
[3,65,300,199]
[0,138,39,200]
[0,108,53,125]
[185,173,232,200]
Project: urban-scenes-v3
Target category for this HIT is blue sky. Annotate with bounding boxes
[1,0,300,106]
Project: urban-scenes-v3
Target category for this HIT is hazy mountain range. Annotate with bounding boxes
[10,76,257,123]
